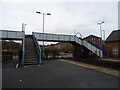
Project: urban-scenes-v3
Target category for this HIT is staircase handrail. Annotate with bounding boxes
[87,41,109,56]
[32,34,42,64]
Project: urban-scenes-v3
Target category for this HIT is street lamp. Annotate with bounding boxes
[22,23,27,64]
[36,11,51,53]
[98,21,104,41]
[98,21,104,58]
[22,23,27,32]
[102,30,105,41]
[74,29,76,36]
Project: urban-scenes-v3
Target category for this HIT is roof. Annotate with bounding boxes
[105,30,120,42]
[83,35,101,40]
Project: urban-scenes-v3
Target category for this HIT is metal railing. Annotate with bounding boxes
[82,40,103,57]
[32,32,76,42]
[32,32,103,58]
[87,41,109,57]
[0,30,24,40]
[32,33,42,64]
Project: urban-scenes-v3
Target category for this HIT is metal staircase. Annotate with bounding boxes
[24,35,39,65]
[87,41,109,57]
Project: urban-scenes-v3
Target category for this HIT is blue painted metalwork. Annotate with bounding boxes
[32,34,42,64]
[87,41,109,57]
[32,32,103,57]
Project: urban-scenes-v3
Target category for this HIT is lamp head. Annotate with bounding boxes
[36,11,41,14]
[47,13,51,15]
[98,21,104,25]
[102,21,104,23]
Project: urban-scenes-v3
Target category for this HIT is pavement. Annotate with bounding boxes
[98,58,120,62]
[2,59,119,88]
[60,59,120,77]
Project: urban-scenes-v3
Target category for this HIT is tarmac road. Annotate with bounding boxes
[2,59,119,88]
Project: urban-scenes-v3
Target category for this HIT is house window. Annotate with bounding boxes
[112,48,119,55]
[92,38,93,40]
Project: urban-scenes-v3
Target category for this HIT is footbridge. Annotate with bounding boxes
[32,32,103,57]
[1,30,104,65]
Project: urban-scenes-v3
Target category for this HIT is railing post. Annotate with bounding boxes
[6,31,8,38]
[100,50,103,58]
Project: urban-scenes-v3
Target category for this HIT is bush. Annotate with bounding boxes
[2,51,13,63]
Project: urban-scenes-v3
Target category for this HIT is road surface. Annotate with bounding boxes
[2,59,119,88]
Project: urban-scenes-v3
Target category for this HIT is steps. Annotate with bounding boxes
[87,41,109,57]
[24,35,38,65]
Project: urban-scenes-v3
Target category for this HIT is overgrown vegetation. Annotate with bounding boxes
[2,40,21,63]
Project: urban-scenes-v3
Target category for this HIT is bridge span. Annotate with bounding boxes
[1,30,104,65]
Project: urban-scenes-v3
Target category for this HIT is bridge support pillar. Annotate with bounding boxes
[82,46,98,58]
[73,43,83,60]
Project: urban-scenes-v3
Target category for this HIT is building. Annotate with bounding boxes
[83,35,109,57]
[83,35,102,45]
[105,30,120,59]
[46,42,73,53]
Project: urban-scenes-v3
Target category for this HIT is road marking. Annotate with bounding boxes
[59,59,120,77]
[19,80,22,82]
[38,65,41,66]
[24,66,28,67]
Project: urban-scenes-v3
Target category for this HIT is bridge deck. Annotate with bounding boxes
[33,32,102,57]
[0,30,103,58]
[32,32,81,43]
[0,30,24,40]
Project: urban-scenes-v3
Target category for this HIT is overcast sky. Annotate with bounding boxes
[0,0,119,39]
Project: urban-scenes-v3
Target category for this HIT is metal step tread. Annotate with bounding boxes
[25,50,37,51]
[25,47,36,49]
[25,58,38,60]
[24,62,38,64]
[25,52,37,54]
[24,61,38,63]
[25,49,36,52]
[24,63,38,65]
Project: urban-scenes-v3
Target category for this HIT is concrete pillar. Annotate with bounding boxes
[73,43,83,60]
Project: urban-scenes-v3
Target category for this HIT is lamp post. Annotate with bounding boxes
[102,29,106,49]
[98,21,104,58]
[22,23,27,32]
[98,21,104,42]
[22,23,27,64]
[102,30,105,41]
[36,11,51,53]
[74,29,76,36]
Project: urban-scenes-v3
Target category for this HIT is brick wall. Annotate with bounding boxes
[83,36,101,45]
[105,41,120,58]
